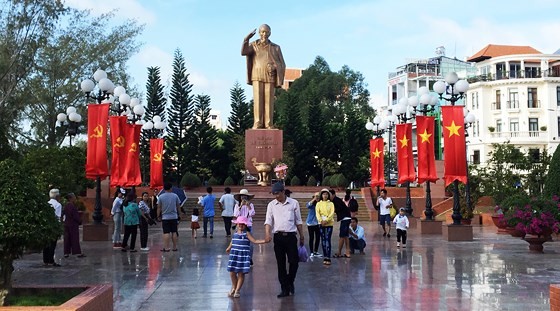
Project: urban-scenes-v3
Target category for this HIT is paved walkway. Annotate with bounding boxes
[12,222,558,310]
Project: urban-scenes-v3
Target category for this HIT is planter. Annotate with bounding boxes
[491,215,508,234]
[1,284,112,310]
[523,236,549,253]
[505,227,526,238]
[461,219,472,225]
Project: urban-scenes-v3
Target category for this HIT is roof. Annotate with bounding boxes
[467,44,542,62]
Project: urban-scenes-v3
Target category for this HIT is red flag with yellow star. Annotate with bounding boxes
[109,116,128,187]
[150,138,164,189]
[416,116,438,183]
[396,123,415,184]
[122,123,142,186]
[85,103,110,180]
[441,106,467,186]
[369,138,385,187]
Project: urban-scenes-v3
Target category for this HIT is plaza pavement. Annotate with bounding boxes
[11,221,559,310]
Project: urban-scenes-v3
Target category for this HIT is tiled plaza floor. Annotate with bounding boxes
[11,221,559,310]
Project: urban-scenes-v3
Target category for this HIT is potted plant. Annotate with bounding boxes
[540,126,547,131]
[488,126,496,133]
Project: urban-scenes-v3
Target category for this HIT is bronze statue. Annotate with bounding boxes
[242,24,286,129]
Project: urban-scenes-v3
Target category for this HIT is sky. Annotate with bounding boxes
[65,0,560,127]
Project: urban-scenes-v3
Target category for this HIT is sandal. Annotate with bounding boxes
[77,254,86,258]
[233,291,240,298]
[342,254,351,258]
[160,249,170,252]
[332,254,341,258]
[228,289,235,297]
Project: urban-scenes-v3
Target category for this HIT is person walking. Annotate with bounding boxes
[264,182,304,298]
[111,187,126,248]
[316,189,334,265]
[331,189,352,258]
[377,189,394,238]
[63,193,85,258]
[199,187,216,238]
[138,192,153,251]
[226,216,267,298]
[218,187,236,237]
[393,207,410,248]
[306,192,321,258]
[121,192,142,252]
[191,208,200,238]
[157,183,181,252]
[43,188,62,266]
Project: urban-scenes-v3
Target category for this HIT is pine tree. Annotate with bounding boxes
[227,82,252,135]
[165,49,194,183]
[191,94,218,182]
[543,146,560,197]
[141,66,166,184]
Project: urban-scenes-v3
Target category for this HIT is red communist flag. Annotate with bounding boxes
[122,123,142,186]
[441,106,467,186]
[396,123,415,184]
[85,103,110,180]
[369,138,385,187]
[109,116,128,187]
[416,116,438,183]
[150,138,164,189]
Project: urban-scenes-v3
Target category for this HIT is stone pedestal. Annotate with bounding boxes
[408,217,418,229]
[83,223,110,241]
[245,129,283,183]
[419,220,443,235]
[443,224,473,241]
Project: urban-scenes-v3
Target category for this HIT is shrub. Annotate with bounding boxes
[306,176,317,186]
[290,176,301,186]
[323,176,332,187]
[224,176,235,185]
[181,172,201,188]
[544,145,560,197]
[334,174,348,188]
[207,176,219,186]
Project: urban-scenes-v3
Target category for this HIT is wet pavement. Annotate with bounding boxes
[11,222,559,310]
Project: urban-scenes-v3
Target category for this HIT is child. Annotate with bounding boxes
[191,208,200,238]
[225,216,266,298]
[393,207,410,248]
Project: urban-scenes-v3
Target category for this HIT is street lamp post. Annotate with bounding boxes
[56,106,82,146]
[432,72,470,225]
[463,111,476,216]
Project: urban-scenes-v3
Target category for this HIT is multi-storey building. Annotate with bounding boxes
[465,44,560,164]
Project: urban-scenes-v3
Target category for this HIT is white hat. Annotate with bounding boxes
[49,189,60,199]
[234,189,254,201]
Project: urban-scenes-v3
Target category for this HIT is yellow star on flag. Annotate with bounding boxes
[371,148,381,158]
[419,129,432,143]
[399,135,409,148]
[445,120,462,137]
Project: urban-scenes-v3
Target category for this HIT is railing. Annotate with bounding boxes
[528,100,541,108]
[467,68,560,83]
[507,100,519,109]
[489,131,545,138]
[491,101,502,110]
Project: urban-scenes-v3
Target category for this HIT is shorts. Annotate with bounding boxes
[379,214,391,225]
[339,219,351,238]
[162,219,178,234]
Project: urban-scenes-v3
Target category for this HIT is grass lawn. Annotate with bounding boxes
[6,287,85,306]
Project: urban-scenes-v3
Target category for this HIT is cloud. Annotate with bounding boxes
[64,0,156,24]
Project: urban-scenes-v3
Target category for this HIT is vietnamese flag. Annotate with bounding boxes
[416,116,438,183]
[369,138,385,187]
[396,123,415,184]
[122,123,142,186]
[85,103,110,180]
[109,116,128,187]
[150,138,164,189]
[441,106,467,186]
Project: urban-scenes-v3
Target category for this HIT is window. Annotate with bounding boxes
[475,93,479,109]
[471,93,475,109]
[495,90,501,109]
[509,118,519,137]
[525,66,539,78]
[557,86,560,106]
[508,89,519,108]
[528,149,540,163]
[472,150,480,164]
[558,117,560,136]
[529,118,539,137]
[509,63,521,78]
[496,119,502,132]
[528,87,538,108]
[496,63,506,79]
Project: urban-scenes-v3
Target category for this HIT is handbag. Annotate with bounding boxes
[389,205,397,219]
[298,245,309,262]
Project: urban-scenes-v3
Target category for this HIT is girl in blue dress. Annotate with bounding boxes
[226,216,266,298]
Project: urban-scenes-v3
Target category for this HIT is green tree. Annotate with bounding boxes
[141,66,167,184]
[192,94,218,182]
[165,49,194,183]
[225,82,252,180]
[0,159,63,303]
[11,8,143,148]
[544,145,560,197]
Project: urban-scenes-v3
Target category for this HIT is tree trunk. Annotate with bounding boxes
[0,258,14,306]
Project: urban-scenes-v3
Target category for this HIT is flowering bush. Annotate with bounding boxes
[501,196,560,237]
[274,163,288,180]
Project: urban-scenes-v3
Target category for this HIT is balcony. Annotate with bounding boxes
[489,131,545,139]
[491,102,502,110]
[467,68,560,83]
[527,100,541,109]
[506,100,519,109]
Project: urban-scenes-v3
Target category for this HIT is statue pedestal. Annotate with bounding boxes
[83,223,110,241]
[245,129,283,185]
[444,224,473,241]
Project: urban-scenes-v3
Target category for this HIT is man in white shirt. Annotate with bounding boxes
[218,187,236,237]
[43,189,62,266]
[377,189,393,238]
[349,217,366,254]
[265,182,304,298]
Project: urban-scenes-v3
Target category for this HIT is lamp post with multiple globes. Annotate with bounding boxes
[56,106,82,147]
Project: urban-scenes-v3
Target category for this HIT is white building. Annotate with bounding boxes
[208,109,223,130]
[465,44,560,164]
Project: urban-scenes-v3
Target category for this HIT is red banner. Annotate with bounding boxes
[109,116,128,187]
[416,116,438,183]
[442,106,467,186]
[122,123,142,186]
[85,103,110,180]
[396,123,415,184]
[369,138,385,187]
[150,138,164,189]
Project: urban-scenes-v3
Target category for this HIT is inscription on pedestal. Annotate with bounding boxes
[245,129,283,175]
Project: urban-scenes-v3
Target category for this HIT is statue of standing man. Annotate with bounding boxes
[242,24,286,129]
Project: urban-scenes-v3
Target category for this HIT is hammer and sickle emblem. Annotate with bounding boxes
[90,125,103,138]
[129,143,138,153]
[114,136,125,148]
[153,153,162,162]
